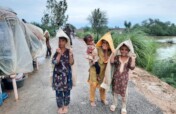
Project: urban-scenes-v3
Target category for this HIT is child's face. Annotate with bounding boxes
[87,37,94,45]
[59,38,67,48]
[120,45,130,56]
[102,40,110,50]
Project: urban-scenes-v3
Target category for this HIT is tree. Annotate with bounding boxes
[124,21,131,32]
[42,0,68,31]
[41,13,50,26]
[87,8,108,42]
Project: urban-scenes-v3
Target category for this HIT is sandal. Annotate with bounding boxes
[121,108,127,114]
[110,105,116,112]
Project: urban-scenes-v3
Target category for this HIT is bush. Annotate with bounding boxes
[152,59,176,87]
[112,30,157,71]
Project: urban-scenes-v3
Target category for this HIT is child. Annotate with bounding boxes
[52,28,74,114]
[110,40,136,114]
[84,34,100,81]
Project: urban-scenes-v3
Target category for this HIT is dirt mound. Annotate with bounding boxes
[131,67,176,114]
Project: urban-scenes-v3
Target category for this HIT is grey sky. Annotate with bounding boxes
[0,0,176,28]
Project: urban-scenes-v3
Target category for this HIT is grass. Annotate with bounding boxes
[152,58,176,88]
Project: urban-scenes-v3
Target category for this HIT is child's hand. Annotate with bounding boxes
[129,53,136,60]
[97,76,101,81]
[69,48,73,57]
[56,48,61,54]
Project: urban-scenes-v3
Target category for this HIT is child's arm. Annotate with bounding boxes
[110,52,115,63]
[128,54,136,70]
[52,49,61,64]
[69,48,74,65]
[92,48,99,64]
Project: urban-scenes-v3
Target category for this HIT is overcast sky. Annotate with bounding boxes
[0,0,176,28]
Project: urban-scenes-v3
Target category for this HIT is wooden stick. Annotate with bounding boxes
[12,75,18,100]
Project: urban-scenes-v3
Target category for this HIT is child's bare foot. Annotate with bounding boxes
[101,100,109,105]
[58,108,64,114]
[90,102,96,107]
[63,106,68,113]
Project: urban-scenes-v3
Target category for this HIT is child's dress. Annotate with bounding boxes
[112,56,135,97]
[52,49,72,108]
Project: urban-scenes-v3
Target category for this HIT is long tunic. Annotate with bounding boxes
[88,47,111,86]
[52,49,72,91]
[112,56,135,97]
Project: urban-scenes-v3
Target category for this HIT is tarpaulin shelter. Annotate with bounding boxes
[25,23,46,58]
[0,7,33,100]
[0,7,33,76]
[21,22,44,59]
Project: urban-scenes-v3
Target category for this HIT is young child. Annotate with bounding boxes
[52,28,74,114]
[110,40,136,114]
[101,39,136,114]
[84,34,100,81]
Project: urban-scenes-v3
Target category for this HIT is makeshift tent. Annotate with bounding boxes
[0,7,35,100]
[0,8,33,76]
[25,23,46,57]
[20,22,44,59]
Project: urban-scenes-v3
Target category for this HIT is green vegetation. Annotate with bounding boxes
[132,18,176,36]
[87,8,108,42]
[152,59,176,87]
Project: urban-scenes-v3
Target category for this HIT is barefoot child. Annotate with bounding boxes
[88,32,114,107]
[101,40,136,114]
[84,34,100,81]
[52,28,74,114]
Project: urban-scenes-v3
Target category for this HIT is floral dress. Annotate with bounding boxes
[52,49,72,91]
[112,56,135,97]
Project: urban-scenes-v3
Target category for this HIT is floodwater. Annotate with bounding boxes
[155,36,176,60]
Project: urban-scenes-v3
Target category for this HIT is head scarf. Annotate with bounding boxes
[56,28,70,49]
[96,32,115,52]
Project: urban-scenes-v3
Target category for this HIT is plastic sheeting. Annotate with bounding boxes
[0,8,33,76]
[26,23,46,57]
[21,22,45,59]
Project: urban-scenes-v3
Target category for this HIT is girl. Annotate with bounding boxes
[52,28,74,114]
[88,32,115,106]
[101,40,136,114]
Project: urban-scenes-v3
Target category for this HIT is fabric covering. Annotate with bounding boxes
[96,32,115,53]
[0,8,33,76]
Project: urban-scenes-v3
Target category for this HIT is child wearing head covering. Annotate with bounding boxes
[88,32,115,107]
[84,34,100,81]
[52,28,74,114]
[101,40,136,114]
